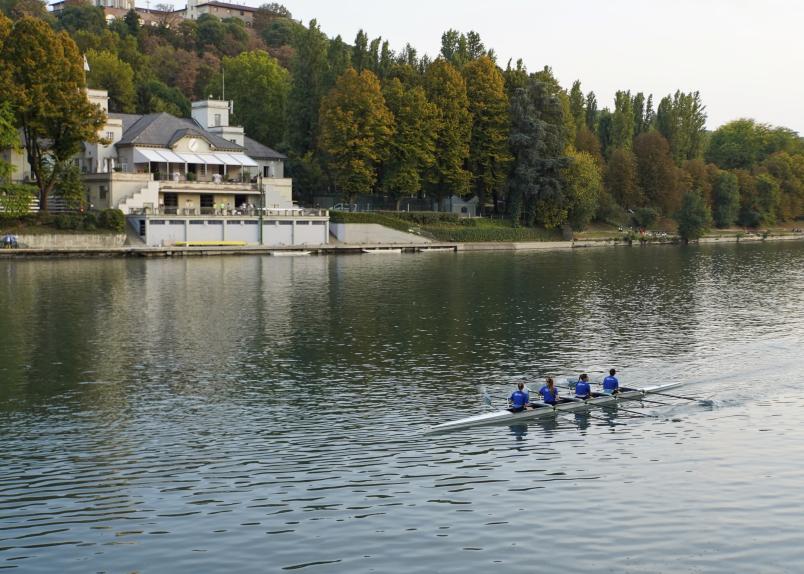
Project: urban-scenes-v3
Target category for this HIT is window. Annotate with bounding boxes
[214,113,221,127]
[106,131,114,141]
[99,185,108,199]
[163,193,178,207]
[200,194,214,208]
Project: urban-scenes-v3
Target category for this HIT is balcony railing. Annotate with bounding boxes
[128,206,329,217]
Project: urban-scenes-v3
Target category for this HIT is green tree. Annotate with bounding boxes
[762,151,804,221]
[319,68,394,202]
[507,75,569,227]
[287,19,329,155]
[423,58,472,202]
[562,149,602,230]
[656,90,707,163]
[380,78,437,205]
[352,29,369,71]
[136,79,190,116]
[217,51,289,147]
[676,191,712,241]
[0,16,106,209]
[123,8,140,35]
[711,170,740,228]
[610,90,634,151]
[86,49,135,113]
[57,2,106,37]
[0,101,18,182]
[197,14,225,49]
[754,172,781,225]
[585,91,597,131]
[463,55,511,213]
[53,162,87,209]
[568,80,585,134]
[706,119,801,170]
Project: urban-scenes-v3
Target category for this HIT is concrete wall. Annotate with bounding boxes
[15,234,126,248]
[132,216,329,246]
[330,223,431,244]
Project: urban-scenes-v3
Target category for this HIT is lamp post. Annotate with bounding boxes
[258,172,264,245]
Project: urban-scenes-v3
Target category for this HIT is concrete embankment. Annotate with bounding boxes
[1,231,802,259]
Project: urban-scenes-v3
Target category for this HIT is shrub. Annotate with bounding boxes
[98,208,125,232]
[0,184,36,218]
[54,213,81,230]
[631,207,658,229]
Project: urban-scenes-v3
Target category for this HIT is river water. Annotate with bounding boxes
[1,241,803,573]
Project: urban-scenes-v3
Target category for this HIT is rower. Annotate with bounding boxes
[538,377,559,405]
[602,368,619,394]
[508,382,529,412]
[575,373,592,399]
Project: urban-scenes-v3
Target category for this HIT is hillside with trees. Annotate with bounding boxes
[1,0,803,236]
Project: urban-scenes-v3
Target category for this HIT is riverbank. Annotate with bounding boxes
[2,230,803,258]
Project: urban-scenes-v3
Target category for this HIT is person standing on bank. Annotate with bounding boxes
[575,373,592,399]
[509,382,529,412]
[539,377,559,405]
[602,369,619,394]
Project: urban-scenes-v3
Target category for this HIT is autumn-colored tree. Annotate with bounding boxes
[319,68,394,202]
[0,16,106,209]
[634,131,680,214]
[423,59,472,201]
[463,56,512,213]
[562,149,602,230]
[605,148,641,209]
[380,78,437,205]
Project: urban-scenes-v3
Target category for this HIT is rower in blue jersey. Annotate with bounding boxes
[538,377,559,405]
[575,373,592,399]
[508,382,529,412]
[602,368,619,394]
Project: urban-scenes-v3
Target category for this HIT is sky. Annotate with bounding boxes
[266,0,804,134]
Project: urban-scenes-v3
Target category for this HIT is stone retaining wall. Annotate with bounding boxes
[15,234,127,249]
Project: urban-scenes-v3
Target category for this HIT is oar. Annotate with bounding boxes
[643,389,713,406]
[581,399,657,418]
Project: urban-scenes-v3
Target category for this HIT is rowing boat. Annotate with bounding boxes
[362,248,403,254]
[426,382,684,433]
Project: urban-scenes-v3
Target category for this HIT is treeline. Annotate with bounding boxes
[1,0,803,233]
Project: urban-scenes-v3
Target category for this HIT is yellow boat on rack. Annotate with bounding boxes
[173,241,248,247]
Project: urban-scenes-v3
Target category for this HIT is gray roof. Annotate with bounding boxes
[116,112,244,152]
[243,136,285,160]
[109,113,143,134]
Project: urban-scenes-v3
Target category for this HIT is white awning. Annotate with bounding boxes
[232,154,259,167]
[155,149,185,163]
[199,153,223,165]
[134,148,166,163]
[213,152,239,166]
[178,152,205,164]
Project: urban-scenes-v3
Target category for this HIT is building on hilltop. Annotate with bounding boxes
[51,0,259,27]
[185,0,257,26]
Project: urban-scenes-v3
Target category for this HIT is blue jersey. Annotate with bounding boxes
[575,381,591,397]
[509,389,529,408]
[603,375,619,392]
[539,385,558,403]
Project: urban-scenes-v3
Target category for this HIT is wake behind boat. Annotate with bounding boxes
[426,382,685,433]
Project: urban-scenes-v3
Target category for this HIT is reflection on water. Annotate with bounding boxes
[1,241,804,573]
